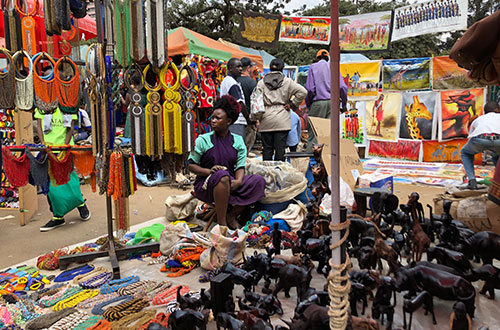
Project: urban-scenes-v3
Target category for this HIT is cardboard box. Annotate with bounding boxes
[309,117,364,190]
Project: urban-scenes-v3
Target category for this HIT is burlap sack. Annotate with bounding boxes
[165,193,197,221]
[273,202,307,232]
[200,225,247,271]
[434,194,492,233]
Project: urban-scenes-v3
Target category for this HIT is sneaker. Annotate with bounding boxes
[459,179,478,190]
[40,219,65,232]
[78,204,91,221]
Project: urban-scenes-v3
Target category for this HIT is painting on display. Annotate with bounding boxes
[440,88,484,140]
[392,0,468,41]
[368,139,422,162]
[366,92,402,142]
[340,61,381,98]
[400,91,437,140]
[422,139,482,163]
[279,16,330,45]
[237,10,281,48]
[341,100,367,146]
[382,57,431,91]
[339,11,392,51]
[297,65,310,86]
[283,66,298,81]
[432,56,480,90]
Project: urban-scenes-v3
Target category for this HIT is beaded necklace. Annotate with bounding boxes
[151,285,189,306]
[87,319,112,330]
[117,280,157,297]
[85,44,99,156]
[143,64,163,156]
[78,272,113,289]
[72,266,108,284]
[15,0,37,56]
[114,0,131,66]
[110,310,156,330]
[91,295,134,315]
[73,315,103,330]
[2,146,29,187]
[70,147,96,191]
[130,0,145,62]
[52,289,99,311]
[54,56,80,114]
[33,52,58,113]
[137,312,169,330]
[12,50,33,111]
[47,148,73,186]
[39,286,82,308]
[47,310,89,329]
[143,281,171,301]
[100,276,139,295]
[0,48,15,109]
[54,264,95,283]
[160,62,182,155]
[102,298,149,321]
[125,64,146,156]
[2,0,22,52]
[145,0,165,69]
[78,292,118,309]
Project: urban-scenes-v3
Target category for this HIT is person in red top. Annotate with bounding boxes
[372,94,385,137]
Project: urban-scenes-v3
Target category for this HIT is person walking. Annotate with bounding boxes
[220,58,250,139]
[460,101,500,189]
[305,49,348,151]
[287,110,302,152]
[253,58,306,161]
[237,57,258,153]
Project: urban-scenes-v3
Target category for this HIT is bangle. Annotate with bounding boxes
[91,295,134,315]
[54,264,95,282]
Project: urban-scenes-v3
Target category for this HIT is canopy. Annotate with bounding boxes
[218,38,276,67]
[168,27,263,69]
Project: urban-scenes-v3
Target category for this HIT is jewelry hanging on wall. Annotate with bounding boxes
[3,0,22,51]
[125,64,146,156]
[145,0,165,69]
[0,48,16,110]
[105,56,115,150]
[160,61,182,155]
[55,56,79,114]
[13,50,33,111]
[85,44,101,155]
[179,61,198,155]
[114,0,131,66]
[130,0,146,62]
[16,0,38,55]
[33,52,58,113]
[143,64,163,157]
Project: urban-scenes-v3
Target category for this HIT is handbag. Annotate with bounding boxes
[249,86,265,121]
[200,225,247,271]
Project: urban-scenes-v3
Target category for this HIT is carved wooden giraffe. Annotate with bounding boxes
[405,95,433,140]
[388,67,408,89]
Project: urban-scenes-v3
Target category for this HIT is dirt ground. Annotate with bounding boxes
[0,182,444,269]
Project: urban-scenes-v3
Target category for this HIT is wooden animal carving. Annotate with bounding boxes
[405,95,432,140]
[408,196,430,262]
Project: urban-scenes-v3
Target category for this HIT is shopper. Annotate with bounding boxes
[460,101,500,189]
[220,58,250,138]
[253,58,306,161]
[305,49,348,151]
[237,57,258,152]
[287,110,302,152]
[35,107,91,231]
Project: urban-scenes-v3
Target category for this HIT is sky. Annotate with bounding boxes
[287,0,323,12]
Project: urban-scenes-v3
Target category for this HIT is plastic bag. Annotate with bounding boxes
[165,193,198,221]
[246,159,308,204]
[320,176,355,213]
[272,202,306,232]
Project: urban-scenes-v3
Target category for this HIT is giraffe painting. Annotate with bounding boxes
[388,67,408,89]
[404,95,433,140]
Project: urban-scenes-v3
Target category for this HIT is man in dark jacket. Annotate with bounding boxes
[238,57,258,152]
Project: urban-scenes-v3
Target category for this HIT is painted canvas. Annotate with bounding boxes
[423,139,482,163]
[366,92,402,142]
[341,100,367,146]
[400,91,437,140]
[297,65,310,87]
[368,139,422,161]
[340,61,381,98]
[279,16,330,44]
[382,57,431,91]
[392,0,468,41]
[440,89,484,140]
[339,11,392,51]
[432,56,480,90]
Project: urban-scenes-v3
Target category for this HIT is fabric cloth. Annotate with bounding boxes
[304,59,348,109]
[468,112,500,138]
[253,71,307,132]
[47,171,85,217]
[261,130,289,161]
[461,136,500,179]
[35,108,77,146]
[27,149,50,194]
[229,123,246,138]
[287,110,302,147]
[306,99,331,151]
[220,74,247,125]
[188,131,265,206]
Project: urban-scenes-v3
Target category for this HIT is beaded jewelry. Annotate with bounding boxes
[54,56,80,114]
[52,289,99,311]
[137,312,169,330]
[91,295,134,315]
[78,272,113,289]
[72,315,103,330]
[12,50,34,111]
[117,280,157,297]
[160,61,182,155]
[72,267,108,284]
[144,281,171,301]
[54,264,95,283]
[33,52,58,113]
[38,286,83,308]
[0,48,15,109]
[100,276,139,294]
[46,310,89,330]
[110,310,156,330]
[38,286,70,306]
[77,292,118,309]
[151,285,189,306]
[102,298,149,321]
[87,318,112,330]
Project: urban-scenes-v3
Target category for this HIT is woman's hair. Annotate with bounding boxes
[270,58,285,72]
[213,95,241,123]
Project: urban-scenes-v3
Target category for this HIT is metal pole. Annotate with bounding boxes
[330,0,341,265]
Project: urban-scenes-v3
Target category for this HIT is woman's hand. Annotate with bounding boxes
[231,179,242,192]
[211,165,227,173]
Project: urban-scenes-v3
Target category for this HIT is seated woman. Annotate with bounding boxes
[188,95,266,229]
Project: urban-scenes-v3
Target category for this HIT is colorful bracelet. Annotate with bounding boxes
[72,267,108,284]
[117,280,157,296]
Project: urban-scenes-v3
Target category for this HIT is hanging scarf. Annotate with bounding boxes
[33,52,58,113]
[54,0,71,31]
[71,147,96,192]
[13,50,34,111]
[47,148,73,186]
[125,64,146,156]
[2,0,22,51]
[16,0,38,55]
[114,0,131,66]
[26,148,50,194]
[2,146,30,187]
[197,59,217,109]
[55,56,80,114]
[130,0,145,61]
[0,48,16,109]
[143,64,163,156]
[105,56,115,150]
[160,62,182,155]
[145,0,165,69]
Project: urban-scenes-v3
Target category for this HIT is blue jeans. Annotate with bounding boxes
[460,136,500,179]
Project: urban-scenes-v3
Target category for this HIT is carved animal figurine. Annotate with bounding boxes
[241,252,270,289]
[348,315,380,330]
[259,294,283,316]
[394,265,476,317]
[273,264,312,303]
[371,215,400,274]
[311,144,324,164]
[267,222,282,258]
[412,261,464,277]
[221,262,256,292]
[358,246,378,270]
[178,286,202,310]
[200,288,211,310]
[237,298,270,322]
[408,196,430,262]
[283,304,329,330]
[466,264,500,299]
[404,95,433,140]
[216,312,244,330]
[371,276,396,329]
[449,302,472,330]
[426,246,471,272]
[312,219,331,238]
[350,282,368,316]
[304,236,331,275]
[466,231,500,265]
[348,214,375,248]
[250,319,273,330]
[168,309,206,330]
[402,290,436,330]
[236,310,259,329]
[350,269,380,302]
